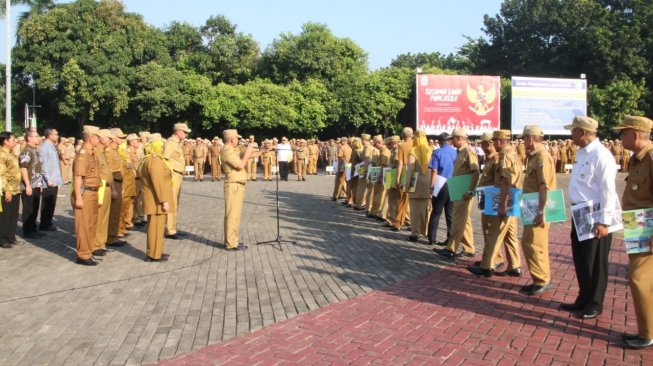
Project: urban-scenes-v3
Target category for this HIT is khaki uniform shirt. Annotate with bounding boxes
[141,155,175,215]
[379,146,391,167]
[622,142,653,210]
[337,144,352,172]
[453,143,480,177]
[523,145,556,194]
[74,144,100,188]
[478,152,499,187]
[295,147,307,160]
[106,144,123,181]
[396,138,413,166]
[308,144,319,156]
[221,145,247,183]
[495,146,523,188]
[163,135,185,174]
[0,146,21,195]
[95,146,113,186]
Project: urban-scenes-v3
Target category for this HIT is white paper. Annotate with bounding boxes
[432,175,447,197]
[571,200,623,241]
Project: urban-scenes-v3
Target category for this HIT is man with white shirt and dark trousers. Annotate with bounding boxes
[276,137,293,181]
[38,128,64,231]
[562,116,620,319]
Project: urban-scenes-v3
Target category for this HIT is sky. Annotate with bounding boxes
[2,0,504,70]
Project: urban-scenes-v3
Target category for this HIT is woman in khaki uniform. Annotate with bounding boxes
[141,135,174,261]
[346,139,362,207]
[406,130,433,242]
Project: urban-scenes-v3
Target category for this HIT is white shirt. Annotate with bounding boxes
[568,138,620,225]
[276,143,293,162]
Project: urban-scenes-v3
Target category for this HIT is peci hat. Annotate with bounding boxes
[98,129,113,139]
[492,129,511,140]
[173,122,192,133]
[373,134,383,143]
[452,128,468,138]
[518,125,544,138]
[564,116,598,133]
[612,115,653,133]
[138,131,150,139]
[479,131,493,142]
[126,133,139,142]
[148,133,162,143]
[361,133,372,141]
[223,129,242,140]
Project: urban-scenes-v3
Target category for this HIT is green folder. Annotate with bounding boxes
[520,189,567,225]
[447,174,474,201]
[384,168,397,189]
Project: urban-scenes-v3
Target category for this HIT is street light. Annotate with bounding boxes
[5,0,11,131]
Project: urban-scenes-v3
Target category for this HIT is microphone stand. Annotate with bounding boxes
[256,160,296,250]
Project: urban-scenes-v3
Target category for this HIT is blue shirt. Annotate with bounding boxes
[428,143,456,179]
[38,140,64,187]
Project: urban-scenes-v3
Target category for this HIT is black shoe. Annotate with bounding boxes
[126,226,137,231]
[576,308,602,319]
[624,337,653,349]
[92,249,106,257]
[495,268,521,277]
[107,240,128,247]
[622,333,640,342]
[408,235,419,242]
[383,223,392,228]
[467,266,493,278]
[434,240,448,246]
[225,245,249,251]
[165,234,179,240]
[77,257,98,266]
[1,243,14,248]
[519,284,535,293]
[390,227,399,232]
[40,225,57,232]
[525,283,551,296]
[161,253,170,259]
[457,252,474,258]
[302,178,306,181]
[434,248,456,260]
[332,197,337,201]
[145,256,169,262]
[134,221,146,227]
[471,261,505,270]
[559,302,584,311]
[427,240,435,246]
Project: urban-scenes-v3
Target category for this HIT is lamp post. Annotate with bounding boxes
[5,0,11,131]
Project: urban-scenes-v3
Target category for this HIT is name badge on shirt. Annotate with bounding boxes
[632,184,638,191]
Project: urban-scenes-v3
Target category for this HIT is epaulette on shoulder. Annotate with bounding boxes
[79,149,86,155]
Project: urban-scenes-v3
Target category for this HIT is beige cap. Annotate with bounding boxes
[564,116,599,133]
[223,129,242,140]
[213,136,219,140]
[390,135,401,143]
[479,131,493,142]
[139,131,150,138]
[340,137,349,143]
[83,125,100,136]
[518,125,544,138]
[402,127,414,137]
[612,115,653,133]
[69,137,76,141]
[492,130,511,140]
[148,133,162,142]
[98,129,113,139]
[452,128,468,138]
[373,134,383,143]
[126,133,139,141]
[249,135,255,139]
[109,128,127,138]
[361,133,372,141]
[173,122,191,133]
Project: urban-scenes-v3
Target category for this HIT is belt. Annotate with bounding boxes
[173,169,184,175]
[113,178,123,183]
[83,186,100,192]
[226,181,246,185]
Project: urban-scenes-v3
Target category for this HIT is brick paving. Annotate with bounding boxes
[0,170,650,365]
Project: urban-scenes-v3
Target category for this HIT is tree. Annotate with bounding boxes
[589,78,646,137]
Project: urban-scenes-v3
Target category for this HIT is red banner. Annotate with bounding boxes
[416,74,501,136]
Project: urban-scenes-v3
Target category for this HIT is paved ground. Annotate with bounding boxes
[0,170,649,365]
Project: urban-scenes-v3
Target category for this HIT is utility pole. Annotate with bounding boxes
[5,0,11,131]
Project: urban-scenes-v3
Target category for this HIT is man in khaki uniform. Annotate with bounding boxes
[92,129,115,257]
[210,137,222,181]
[221,129,259,250]
[364,136,380,213]
[517,140,526,164]
[106,128,127,246]
[246,135,259,181]
[614,115,653,349]
[391,128,414,231]
[73,126,101,265]
[354,134,373,210]
[130,133,146,226]
[58,138,72,184]
[331,137,351,201]
[519,125,556,296]
[435,128,479,260]
[182,140,193,168]
[308,139,319,175]
[261,140,274,181]
[118,134,138,235]
[368,135,389,219]
[382,136,401,226]
[295,139,307,181]
[468,130,522,277]
[141,133,175,262]
[163,122,191,239]
[193,138,206,181]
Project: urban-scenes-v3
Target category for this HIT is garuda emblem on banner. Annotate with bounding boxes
[467,84,496,116]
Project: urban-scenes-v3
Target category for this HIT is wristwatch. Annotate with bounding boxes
[537,210,544,214]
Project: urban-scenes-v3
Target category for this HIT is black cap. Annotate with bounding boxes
[438,132,452,142]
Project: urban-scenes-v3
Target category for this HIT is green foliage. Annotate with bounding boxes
[589,78,646,137]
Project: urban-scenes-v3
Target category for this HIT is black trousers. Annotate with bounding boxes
[0,194,21,244]
[22,189,42,234]
[428,182,453,242]
[40,186,58,229]
[279,161,290,181]
[570,225,612,311]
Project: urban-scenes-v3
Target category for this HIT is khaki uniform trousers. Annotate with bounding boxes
[332,172,346,199]
[522,223,551,285]
[393,190,410,229]
[446,198,475,255]
[346,177,358,204]
[60,162,70,183]
[308,156,317,174]
[296,159,306,180]
[409,198,430,236]
[75,191,98,260]
[481,215,504,265]
[354,178,368,208]
[212,158,222,180]
[119,194,135,234]
[263,160,272,180]
[146,214,166,260]
[166,173,183,235]
[194,160,205,180]
[224,182,245,248]
[629,252,653,339]
[248,159,257,180]
[107,182,122,244]
[94,188,112,249]
[369,183,385,216]
[134,179,144,221]
[364,181,375,211]
[480,215,521,270]
[383,188,398,224]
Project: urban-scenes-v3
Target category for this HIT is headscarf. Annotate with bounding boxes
[411,129,431,174]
